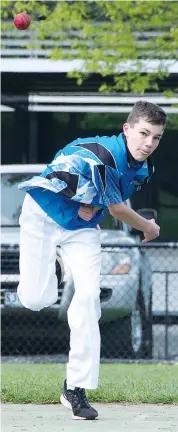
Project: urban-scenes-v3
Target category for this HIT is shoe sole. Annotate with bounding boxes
[60,394,72,411]
[60,394,98,420]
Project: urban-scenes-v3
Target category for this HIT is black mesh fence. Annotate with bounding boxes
[1,242,178,360]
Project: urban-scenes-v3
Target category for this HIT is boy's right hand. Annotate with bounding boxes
[142,219,160,243]
[78,204,99,221]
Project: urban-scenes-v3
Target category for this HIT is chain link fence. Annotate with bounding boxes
[1,242,178,360]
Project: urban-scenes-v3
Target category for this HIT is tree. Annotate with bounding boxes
[1,0,178,94]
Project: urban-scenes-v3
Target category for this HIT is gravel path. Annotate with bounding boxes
[2,403,178,432]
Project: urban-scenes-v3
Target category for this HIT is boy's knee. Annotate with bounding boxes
[21,297,44,312]
[24,300,43,311]
[17,289,44,312]
[17,285,58,311]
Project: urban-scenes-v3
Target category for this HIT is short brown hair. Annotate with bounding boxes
[127,100,167,127]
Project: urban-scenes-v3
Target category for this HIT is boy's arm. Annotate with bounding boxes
[108,202,160,243]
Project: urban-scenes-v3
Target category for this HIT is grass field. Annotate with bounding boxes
[1,363,178,404]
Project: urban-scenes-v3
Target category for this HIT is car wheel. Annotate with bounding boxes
[100,290,153,359]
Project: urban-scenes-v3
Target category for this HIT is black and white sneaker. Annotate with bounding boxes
[60,379,98,420]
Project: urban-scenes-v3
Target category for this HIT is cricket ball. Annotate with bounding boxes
[14,13,31,30]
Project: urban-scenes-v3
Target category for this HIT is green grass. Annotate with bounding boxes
[1,363,178,404]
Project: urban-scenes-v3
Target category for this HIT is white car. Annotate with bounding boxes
[1,164,153,358]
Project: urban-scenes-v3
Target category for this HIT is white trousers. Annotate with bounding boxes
[17,194,101,389]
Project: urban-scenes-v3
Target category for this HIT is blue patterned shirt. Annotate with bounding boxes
[18,133,154,230]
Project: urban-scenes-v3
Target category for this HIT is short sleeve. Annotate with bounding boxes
[103,166,123,206]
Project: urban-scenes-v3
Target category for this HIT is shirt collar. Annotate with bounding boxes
[122,133,143,169]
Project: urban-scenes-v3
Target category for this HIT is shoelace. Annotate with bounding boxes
[66,385,91,411]
[78,388,91,408]
[70,387,91,410]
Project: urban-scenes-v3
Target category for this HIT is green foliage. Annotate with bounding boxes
[1,1,178,93]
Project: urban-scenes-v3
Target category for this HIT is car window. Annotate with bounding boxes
[1,173,38,226]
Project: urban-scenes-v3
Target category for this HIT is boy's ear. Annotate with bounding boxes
[123,123,129,136]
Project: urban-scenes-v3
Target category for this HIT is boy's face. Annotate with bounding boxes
[123,119,164,161]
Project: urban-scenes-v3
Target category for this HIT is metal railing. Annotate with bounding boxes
[1,22,174,59]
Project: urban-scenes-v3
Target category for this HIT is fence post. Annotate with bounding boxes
[165,272,169,360]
